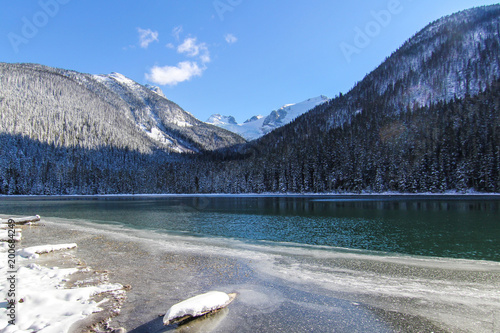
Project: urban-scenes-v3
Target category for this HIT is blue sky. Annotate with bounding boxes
[1,0,498,122]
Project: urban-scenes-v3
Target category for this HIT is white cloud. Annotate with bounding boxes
[172,26,183,40]
[138,28,159,48]
[225,33,238,44]
[145,33,211,86]
[177,37,210,64]
[177,37,200,56]
[146,61,204,86]
[199,52,211,64]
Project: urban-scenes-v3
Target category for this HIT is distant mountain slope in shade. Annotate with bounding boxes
[206,96,329,140]
[0,63,245,154]
[269,4,500,138]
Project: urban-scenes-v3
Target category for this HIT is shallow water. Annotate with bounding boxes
[3,195,500,332]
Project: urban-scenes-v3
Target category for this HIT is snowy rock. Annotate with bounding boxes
[163,291,237,325]
[18,243,78,259]
[145,84,166,98]
[5,215,41,225]
[206,114,238,126]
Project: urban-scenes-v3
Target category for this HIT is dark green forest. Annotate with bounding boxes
[1,79,499,195]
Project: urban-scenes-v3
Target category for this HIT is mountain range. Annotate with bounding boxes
[206,96,329,140]
[0,4,499,194]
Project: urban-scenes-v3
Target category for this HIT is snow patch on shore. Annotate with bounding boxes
[0,219,124,333]
[17,243,78,259]
[0,228,22,241]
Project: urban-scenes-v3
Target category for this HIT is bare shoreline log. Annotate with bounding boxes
[2,215,41,225]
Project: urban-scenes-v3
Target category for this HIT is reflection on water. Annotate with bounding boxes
[0,195,499,261]
[174,308,229,333]
[129,308,229,333]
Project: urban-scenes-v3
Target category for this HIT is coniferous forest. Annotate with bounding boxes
[0,5,499,195]
[1,79,499,195]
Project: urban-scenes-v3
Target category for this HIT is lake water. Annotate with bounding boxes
[1,195,499,261]
[2,195,500,332]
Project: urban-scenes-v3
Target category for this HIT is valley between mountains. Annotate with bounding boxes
[0,5,499,195]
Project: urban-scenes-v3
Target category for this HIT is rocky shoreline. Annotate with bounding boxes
[0,215,127,333]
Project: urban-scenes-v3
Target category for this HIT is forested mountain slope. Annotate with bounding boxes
[174,5,500,194]
[0,63,245,154]
[2,77,498,195]
[263,5,500,143]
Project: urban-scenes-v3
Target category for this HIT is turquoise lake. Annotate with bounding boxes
[1,195,499,261]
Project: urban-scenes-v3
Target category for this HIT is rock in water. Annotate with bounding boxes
[163,291,237,325]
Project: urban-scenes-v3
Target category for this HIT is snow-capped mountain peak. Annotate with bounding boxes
[206,95,329,140]
[93,72,142,92]
[206,114,238,126]
[145,84,166,98]
[243,115,264,124]
[264,95,329,128]
[91,71,246,152]
[108,72,132,84]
